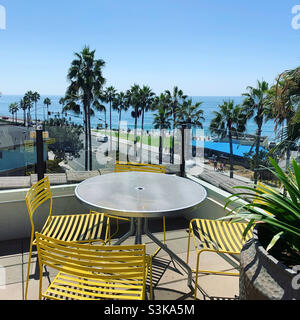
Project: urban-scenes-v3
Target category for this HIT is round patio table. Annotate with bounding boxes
[75,171,207,288]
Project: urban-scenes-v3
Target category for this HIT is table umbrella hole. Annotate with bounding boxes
[136,187,145,191]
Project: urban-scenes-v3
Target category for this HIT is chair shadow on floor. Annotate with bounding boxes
[148,256,195,300]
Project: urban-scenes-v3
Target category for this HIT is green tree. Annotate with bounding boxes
[176,98,205,176]
[272,70,298,170]
[102,86,117,153]
[32,92,40,123]
[210,100,246,179]
[44,97,52,121]
[153,94,172,164]
[112,91,130,158]
[24,91,34,126]
[20,98,27,127]
[9,103,18,123]
[138,86,155,162]
[242,80,270,184]
[128,84,142,160]
[165,86,187,164]
[64,46,106,171]
[46,118,84,161]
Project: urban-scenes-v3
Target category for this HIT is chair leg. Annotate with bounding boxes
[152,217,166,257]
[194,251,201,300]
[24,240,34,300]
[149,256,153,300]
[186,224,192,265]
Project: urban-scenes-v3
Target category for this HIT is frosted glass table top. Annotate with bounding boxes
[75,172,207,218]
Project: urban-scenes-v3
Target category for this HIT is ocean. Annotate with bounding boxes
[0,95,278,140]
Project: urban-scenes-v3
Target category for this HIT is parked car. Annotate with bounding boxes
[97,136,108,143]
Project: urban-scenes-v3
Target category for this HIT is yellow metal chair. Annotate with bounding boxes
[114,161,167,256]
[35,232,152,300]
[187,218,253,299]
[115,161,166,174]
[24,176,124,300]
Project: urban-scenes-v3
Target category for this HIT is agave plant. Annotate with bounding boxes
[222,157,300,264]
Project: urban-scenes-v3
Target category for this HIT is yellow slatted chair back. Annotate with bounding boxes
[254,182,274,216]
[114,161,166,174]
[35,232,147,300]
[191,219,253,254]
[26,176,53,226]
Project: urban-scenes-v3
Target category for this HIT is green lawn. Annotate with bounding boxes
[94,129,173,148]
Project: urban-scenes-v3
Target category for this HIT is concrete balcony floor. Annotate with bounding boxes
[0,217,239,301]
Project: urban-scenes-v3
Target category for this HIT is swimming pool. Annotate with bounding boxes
[193,141,266,157]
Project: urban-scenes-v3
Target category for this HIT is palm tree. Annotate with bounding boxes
[32,92,40,123]
[242,80,270,184]
[176,98,205,176]
[165,87,187,164]
[210,100,246,179]
[138,86,155,162]
[43,98,52,122]
[93,99,107,134]
[13,102,19,124]
[112,92,130,159]
[24,91,34,126]
[128,84,142,160]
[272,70,298,170]
[9,103,16,123]
[102,86,117,153]
[153,94,172,164]
[64,46,106,171]
[20,98,27,127]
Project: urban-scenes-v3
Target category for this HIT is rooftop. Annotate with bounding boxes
[0,216,239,301]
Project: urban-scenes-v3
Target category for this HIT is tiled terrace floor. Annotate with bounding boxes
[0,217,240,301]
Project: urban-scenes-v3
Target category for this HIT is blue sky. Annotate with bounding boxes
[0,0,299,96]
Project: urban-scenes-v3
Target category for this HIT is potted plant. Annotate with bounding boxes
[223,157,300,300]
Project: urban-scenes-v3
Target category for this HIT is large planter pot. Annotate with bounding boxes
[239,226,300,300]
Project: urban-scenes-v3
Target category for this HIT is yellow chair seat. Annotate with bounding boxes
[36,233,152,300]
[32,211,110,245]
[187,218,253,299]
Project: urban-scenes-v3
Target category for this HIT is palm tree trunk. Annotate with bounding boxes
[83,109,88,171]
[228,126,234,179]
[23,109,26,127]
[285,118,291,172]
[87,103,93,171]
[104,110,107,136]
[148,132,151,164]
[159,132,163,164]
[171,112,176,164]
[110,101,112,153]
[139,108,145,163]
[117,110,122,161]
[254,119,263,184]
[180,125,186,177]
[134,111,138,161]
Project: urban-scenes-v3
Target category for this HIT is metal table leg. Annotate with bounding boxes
[135,218,143,244]
[114,218,135,245]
